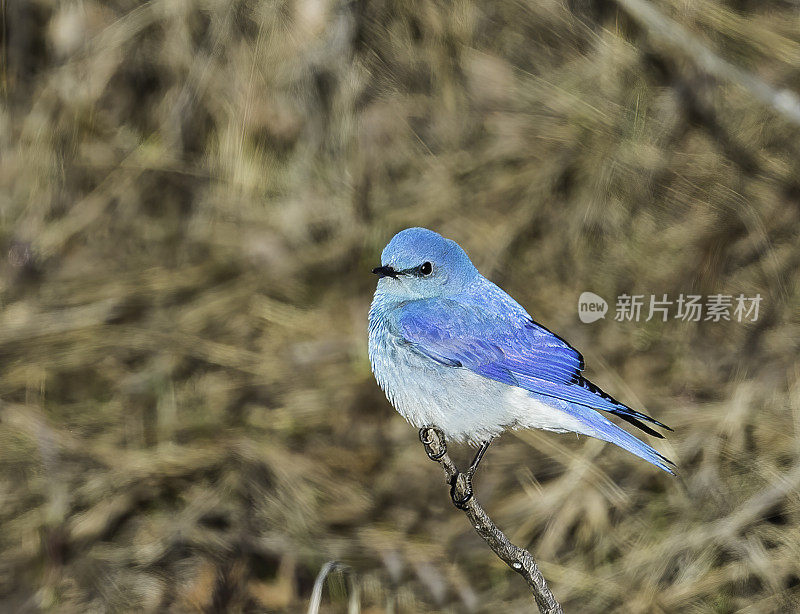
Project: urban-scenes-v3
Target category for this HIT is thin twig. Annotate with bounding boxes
[612,0,800,126]
[307,561,351,614]
[419,427,563,614]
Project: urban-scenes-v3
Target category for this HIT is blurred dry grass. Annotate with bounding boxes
[1,0,800,612]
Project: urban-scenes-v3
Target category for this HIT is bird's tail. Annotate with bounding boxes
[558,399,675,474]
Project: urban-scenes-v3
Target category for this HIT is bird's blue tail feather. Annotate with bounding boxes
[554,398,675,474]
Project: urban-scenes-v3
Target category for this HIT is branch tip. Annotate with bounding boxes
[418,427,562,614]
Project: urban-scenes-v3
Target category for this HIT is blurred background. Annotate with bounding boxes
[2,0,800,612]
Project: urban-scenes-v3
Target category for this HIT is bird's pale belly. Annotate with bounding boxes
[369,329,588,445]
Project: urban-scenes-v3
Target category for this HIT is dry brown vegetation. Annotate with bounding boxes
[2,0,800,612]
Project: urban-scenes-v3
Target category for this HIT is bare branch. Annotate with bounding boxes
[307,561,356,614]
[419,427,563,614]
[612,0,800,126]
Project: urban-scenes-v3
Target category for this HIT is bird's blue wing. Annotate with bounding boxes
[397,298,582,384]
[397,296,669,436]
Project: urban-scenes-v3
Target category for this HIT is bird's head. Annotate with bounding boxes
[372,227,479,299]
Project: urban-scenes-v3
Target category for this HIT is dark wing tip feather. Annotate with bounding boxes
[579,377,671,432]
[611,411,665,438]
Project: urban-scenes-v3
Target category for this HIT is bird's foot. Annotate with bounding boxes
[419,426,446,461]
[449,471,473,509]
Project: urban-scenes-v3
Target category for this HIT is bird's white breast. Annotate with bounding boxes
[368,311,590,445]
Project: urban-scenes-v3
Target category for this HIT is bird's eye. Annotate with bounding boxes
[420,261,433,276]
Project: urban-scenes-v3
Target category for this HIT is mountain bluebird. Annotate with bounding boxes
[368,227,673,504]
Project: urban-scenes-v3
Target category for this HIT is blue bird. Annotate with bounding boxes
[368,227,673,501]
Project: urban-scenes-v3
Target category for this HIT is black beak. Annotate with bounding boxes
[372,265,399,279]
